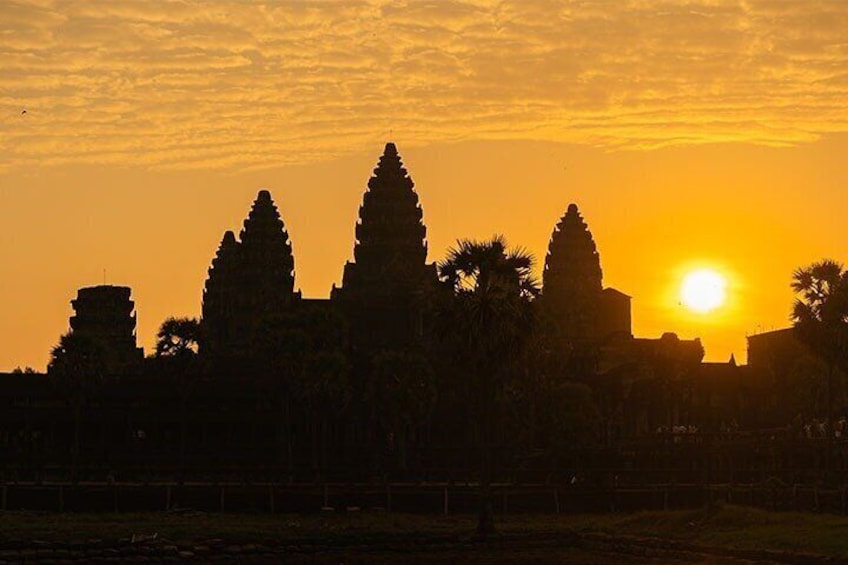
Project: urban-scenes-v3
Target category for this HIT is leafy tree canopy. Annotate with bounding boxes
[155,317,201,358]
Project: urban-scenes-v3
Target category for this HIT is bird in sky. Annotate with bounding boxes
[21,109,27,115]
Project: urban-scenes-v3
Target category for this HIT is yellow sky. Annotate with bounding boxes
[2,1,848,370]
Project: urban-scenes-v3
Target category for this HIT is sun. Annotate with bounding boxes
[680,269,727,313]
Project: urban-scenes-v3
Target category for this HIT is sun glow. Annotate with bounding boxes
[680,269,727,314]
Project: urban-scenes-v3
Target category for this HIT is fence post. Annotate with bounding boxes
[58,485,64,513]
[503,490,508,514]
[663,487,669,511]
[220,486,226,512]
[386,484,392,513]
[1,485,6,511]
[323,483,329,508]
[443,486,449,516]
[113,485,118,513]
[165,485,172,511]
[269,485,275,514]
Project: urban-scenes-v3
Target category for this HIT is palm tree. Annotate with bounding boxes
[439,235,540,535]
[791,259,848,442]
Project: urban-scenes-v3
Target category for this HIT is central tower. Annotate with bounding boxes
[333,143,437,350]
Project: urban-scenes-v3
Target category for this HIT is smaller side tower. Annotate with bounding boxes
[69,285,143,374]
[542,204,604,339]
[542,203,632,341]
[201,230,241,362]
[200,190,301,368]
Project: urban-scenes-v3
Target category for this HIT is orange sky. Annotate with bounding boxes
[2,1,848,371]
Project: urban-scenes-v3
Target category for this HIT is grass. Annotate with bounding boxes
[0,511,478,544]
[1,504,847,558]
[564,502,848,557]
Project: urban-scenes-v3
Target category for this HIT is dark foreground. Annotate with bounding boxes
[0,536,792,564]
[0,504,843,563]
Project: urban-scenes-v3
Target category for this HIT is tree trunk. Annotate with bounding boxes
[284,396,294,482]
[72,398,81,482]
[320,413,328,478]
[477,383,495,536]
[826,363,834,475]
[311,416,320,480]
[179,395,187,477]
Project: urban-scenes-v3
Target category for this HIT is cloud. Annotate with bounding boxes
[2,0,848,170]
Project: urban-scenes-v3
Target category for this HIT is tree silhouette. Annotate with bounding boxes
[507,323,600,472]
[48,332,107,479]
[155,317,200,358]
[252,312,310,479]
[368,349,437,474]
[297,349,351,478]
[791,259,848,441]
[439,235,539,535]
[152,317,202,471]
[254,306,351,480]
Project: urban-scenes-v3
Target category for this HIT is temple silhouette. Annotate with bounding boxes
[0,143,839,486]
[199,144,638,369]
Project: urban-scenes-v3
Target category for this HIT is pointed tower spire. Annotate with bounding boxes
[203,230,240,307]
[341,142,430,293]
[200,191,300,367]
[542,203,603,338]
[334,143,437,349]
[239,189,296,308]
[201,230,241,359]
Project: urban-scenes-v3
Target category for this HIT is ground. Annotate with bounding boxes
[0,503,843,563]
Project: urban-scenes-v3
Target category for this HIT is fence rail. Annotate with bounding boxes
[0,481,844,515]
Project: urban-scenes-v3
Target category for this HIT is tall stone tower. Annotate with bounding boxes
[201,190,299,364]
[238,190,296,312]
[542,204,604,339]
[333,143,437,350]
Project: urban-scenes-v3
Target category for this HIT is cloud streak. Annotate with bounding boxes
[3,0,848,170]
